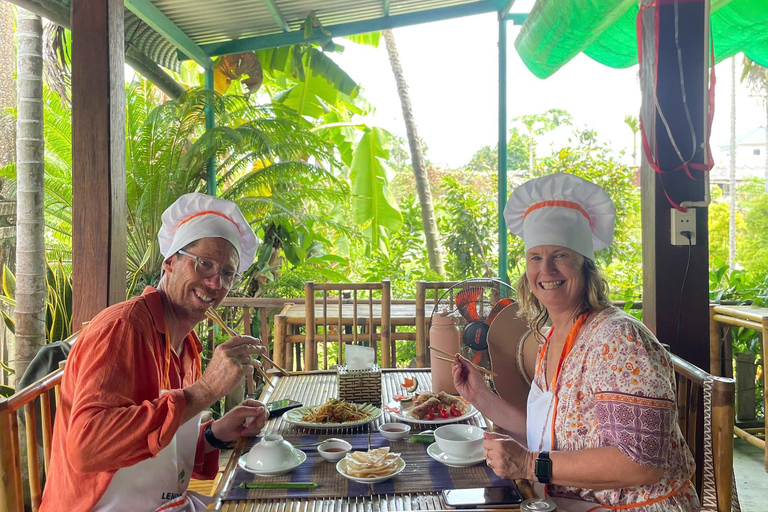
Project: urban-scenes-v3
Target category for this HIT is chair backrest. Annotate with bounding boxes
[0,368,64,512]
[304,280,391,370]
[670,352,737,512]
[485,302,534,413]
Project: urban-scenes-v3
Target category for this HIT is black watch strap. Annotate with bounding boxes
[534,451,552,484]
[204,423,234,450]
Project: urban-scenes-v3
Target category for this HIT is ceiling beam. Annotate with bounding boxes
[187,0,500,58]
[124,0,214,69]
[506,13,528,25]
[261,0,291,32]
[500,0,517,18]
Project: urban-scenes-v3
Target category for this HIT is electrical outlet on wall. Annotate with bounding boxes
[670,207,696,245]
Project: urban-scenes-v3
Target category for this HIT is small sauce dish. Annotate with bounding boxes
[317,439,353,462]
[378,422,412,441]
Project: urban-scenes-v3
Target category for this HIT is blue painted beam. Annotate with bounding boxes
[181,0,500,59]
[125,0,213,69]
[261,0,291,32]
[204,69,216,195]
[500,0,517,17]
[506,13,528,25]
[497,11,509,284]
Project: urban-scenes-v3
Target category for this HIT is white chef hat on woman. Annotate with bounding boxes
[503,173,615,260]
[158,193,259,273]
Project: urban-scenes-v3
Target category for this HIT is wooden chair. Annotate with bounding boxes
[303,280,392,370]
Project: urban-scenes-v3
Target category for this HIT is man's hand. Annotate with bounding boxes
[209,400,270,444]
[196,335,266,400]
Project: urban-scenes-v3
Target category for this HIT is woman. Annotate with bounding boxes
[452,173,699,512]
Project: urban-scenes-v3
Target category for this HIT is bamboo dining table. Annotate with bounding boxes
[205,369,535,511]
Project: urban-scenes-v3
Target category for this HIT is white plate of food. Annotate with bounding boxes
[384,391,479,424]
[336,447,406,484]
[284,398,382,428]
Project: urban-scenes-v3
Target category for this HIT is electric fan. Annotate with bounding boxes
[428,278,516,368]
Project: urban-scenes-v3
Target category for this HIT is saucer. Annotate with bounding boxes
[426,442,485,467]
[238,450,307,476]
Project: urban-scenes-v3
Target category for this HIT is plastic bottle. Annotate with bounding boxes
[429,312,460,394]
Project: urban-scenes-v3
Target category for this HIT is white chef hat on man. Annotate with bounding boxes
[503,173,615,261]
[158,193,259,273]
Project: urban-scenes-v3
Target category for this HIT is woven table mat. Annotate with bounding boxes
[373,434,509,495]
[224,433,509,501]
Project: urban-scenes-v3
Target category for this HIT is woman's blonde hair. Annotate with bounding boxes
[516,256,612,341]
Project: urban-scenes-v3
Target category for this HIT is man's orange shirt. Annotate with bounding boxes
[40,287,219,512]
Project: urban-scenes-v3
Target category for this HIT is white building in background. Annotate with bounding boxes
[711,126,767,194]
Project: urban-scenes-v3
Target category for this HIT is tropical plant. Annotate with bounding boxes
[623,115,639,167]
[515,109,572,171]
[0,260,73,344]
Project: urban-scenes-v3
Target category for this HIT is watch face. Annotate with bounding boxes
[535,456,552,482]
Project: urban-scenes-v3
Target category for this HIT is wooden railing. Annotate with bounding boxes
[0,368,63,512]
[709,304,767,472]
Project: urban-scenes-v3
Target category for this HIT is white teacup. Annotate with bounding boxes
[246,434,299,471]
[434,424,484,459]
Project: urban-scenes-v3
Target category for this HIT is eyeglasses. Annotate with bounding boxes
[177,250,243,289]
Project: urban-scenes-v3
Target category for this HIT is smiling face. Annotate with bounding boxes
[160,237,240,324]
[525,245,586,317]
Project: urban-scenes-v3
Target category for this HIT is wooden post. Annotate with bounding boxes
[709,306,721,376]
[71,0,127,327]
[381,280,392,367]
[734,352,756,422]
[273,313,287,369]
[415,281,427,368]
[640,0,710,370]
[304,282,316,370]
[0,406,23,512]
[711,377,735,512]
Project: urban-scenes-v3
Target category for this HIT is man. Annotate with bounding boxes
[40,193,270,512]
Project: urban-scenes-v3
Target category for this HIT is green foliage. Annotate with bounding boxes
[348,127,403,252]
[0,260,73,343]
[467,127,531,172]
[438,175,498,279]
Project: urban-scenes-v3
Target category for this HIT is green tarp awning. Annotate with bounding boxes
[515,0,768,79]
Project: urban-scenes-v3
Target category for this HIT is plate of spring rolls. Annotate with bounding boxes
[384,390,479,425]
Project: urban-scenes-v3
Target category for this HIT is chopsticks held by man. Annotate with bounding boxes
[40,193,270,512]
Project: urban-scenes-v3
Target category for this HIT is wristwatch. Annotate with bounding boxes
[203,423,235,450]
[534,451,552,484]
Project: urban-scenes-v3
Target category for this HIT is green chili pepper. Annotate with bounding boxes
[239,482,318,489]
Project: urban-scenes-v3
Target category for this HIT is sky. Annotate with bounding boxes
[328,11,766,170]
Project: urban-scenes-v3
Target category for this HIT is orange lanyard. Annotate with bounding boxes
[536,312,589,393]
[534,312,589,450]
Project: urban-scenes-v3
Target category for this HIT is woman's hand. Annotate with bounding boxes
[451,354,487,403]
[210,399,270,443]
[482,432,535,481]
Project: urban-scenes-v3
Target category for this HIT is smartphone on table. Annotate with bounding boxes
[442,486,523,509]
[266,399,303,417]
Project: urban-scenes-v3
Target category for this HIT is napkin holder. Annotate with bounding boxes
[337,364,382,406]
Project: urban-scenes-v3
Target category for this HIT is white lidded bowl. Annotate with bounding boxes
[317,439,353,462]
[433,424,484,459]
[378,422,411,440]
[246,434,300,471]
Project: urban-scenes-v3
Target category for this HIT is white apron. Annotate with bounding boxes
[527,379,613,512]
[91,408,212,512]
